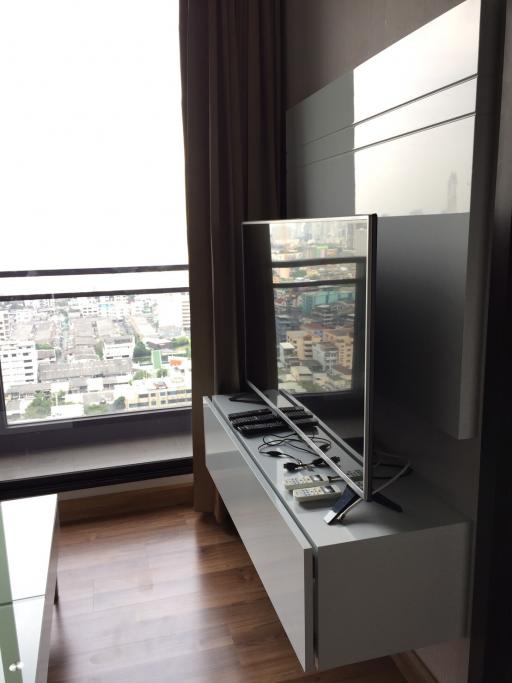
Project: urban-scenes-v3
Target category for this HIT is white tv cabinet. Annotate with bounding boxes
[204,395,470,672]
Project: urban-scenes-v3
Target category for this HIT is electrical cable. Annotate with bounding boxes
[257,432,337,471]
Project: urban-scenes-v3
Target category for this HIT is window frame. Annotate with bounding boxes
[0,264,192,456]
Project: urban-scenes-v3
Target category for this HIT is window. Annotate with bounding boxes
[0,2,190,430]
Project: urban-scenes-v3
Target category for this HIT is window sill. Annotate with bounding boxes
[0,430,192,500]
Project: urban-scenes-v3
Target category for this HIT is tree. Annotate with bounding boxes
[25,392,51,419]
[36,342,53,350]
[156,368,168,378]
[170,336,189,348]
[95,341,104,359]
[133,370,149,380]
[113,396,126,411]
[85,403,108,416]
[301,381,323,393]
[133,341,150,358]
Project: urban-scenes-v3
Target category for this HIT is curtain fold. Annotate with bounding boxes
[180,0,285,516]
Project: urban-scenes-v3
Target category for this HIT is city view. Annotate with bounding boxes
[269,219,367,395]
[0,292,191,424]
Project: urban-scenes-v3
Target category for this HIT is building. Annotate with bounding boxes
[310,304,337,328]
[275,314,297,342]
[279,341,299,368]
[74,297,100,317]
[0,340,38,389]
[299,290,342,316]
[125,378,192,411]
[38,358,132,383]
[103,336,135,361]
[286,330,322,360]
[290,364,313,384]
[0,309,11,341]
[324,328,354,369]
[180,294,191,335]
[312,342,339,373]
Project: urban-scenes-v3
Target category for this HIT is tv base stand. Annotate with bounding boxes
[323,486,403,524]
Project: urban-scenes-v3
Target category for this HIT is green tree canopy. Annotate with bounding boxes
[113,396,126,411]
[133,341,150,358]
[24,392,51,419]
[85,404,108,416]
[170,336,190,348]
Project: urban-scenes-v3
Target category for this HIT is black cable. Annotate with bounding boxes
[259,432,332,455]
[256,432,411,479]
[258,432,340,471]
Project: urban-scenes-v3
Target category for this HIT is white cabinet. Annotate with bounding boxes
[204,400,315,671]
[0,495,58,682]
[204,396,470,673]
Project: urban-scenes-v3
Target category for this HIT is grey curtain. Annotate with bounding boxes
[179,0,285,515]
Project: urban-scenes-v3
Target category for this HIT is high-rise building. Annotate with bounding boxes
[286,330,322,360]
[312,342,338,373]
[0,341,38,389]
[0,310,11,342]
[180,294,191,335]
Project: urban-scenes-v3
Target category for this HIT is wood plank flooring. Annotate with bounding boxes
[49,504,407,683]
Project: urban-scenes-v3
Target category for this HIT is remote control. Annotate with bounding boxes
[230,409,310,426]
[284,473,333,491]
[293,483,343,503]
[346,468,364,482]
[228,406,309,421]
[236,416,318,436]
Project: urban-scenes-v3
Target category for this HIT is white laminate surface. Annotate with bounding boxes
[0,597,45,683]
[0,496,57,604]
[212,395,467,549]
[204,401,315,672]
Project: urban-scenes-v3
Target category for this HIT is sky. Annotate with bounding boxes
[0,0,188,271]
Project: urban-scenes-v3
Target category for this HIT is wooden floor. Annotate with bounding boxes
[49,504,407,683]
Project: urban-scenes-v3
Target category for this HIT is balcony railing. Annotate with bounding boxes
[0,266,190,428]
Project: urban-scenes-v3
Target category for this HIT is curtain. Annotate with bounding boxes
[179,0,285,516]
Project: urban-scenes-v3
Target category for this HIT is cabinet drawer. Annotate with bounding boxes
[203,400,314,672]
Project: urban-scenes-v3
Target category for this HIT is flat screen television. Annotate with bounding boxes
[241,215,377,503]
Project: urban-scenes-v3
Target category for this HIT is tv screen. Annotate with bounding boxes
[241,216,376,500]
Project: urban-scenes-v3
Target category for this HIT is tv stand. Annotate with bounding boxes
[204,394,470,673]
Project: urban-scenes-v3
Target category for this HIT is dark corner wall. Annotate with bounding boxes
[284,0,462,108]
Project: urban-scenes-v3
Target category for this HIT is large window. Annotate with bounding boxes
[0,2,189,429]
